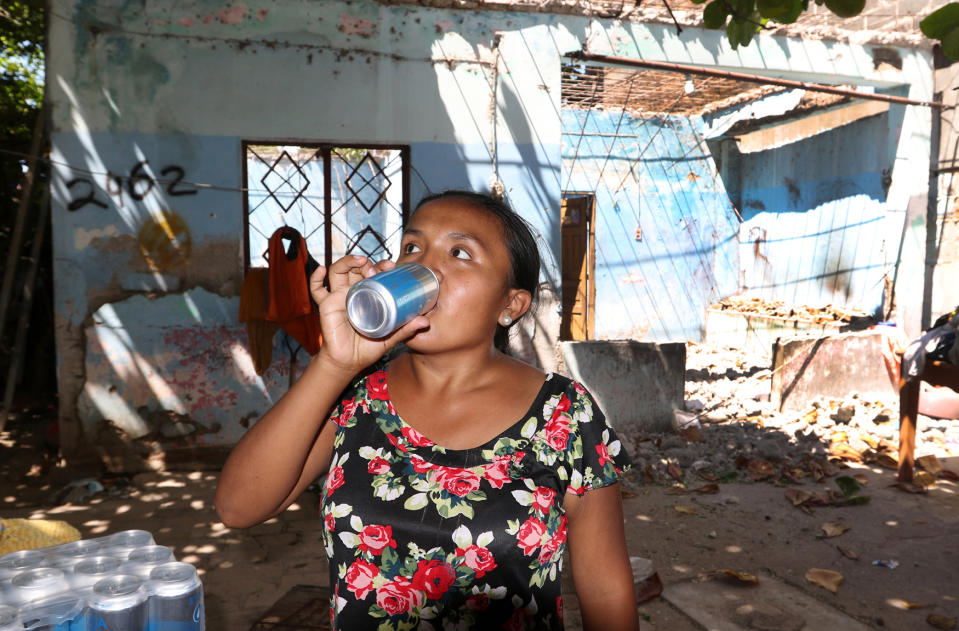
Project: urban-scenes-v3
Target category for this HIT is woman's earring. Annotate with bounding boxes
[502,315,512,325]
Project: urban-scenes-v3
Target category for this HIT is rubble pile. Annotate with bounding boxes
[627,342,959,489]
[711,296,873,326]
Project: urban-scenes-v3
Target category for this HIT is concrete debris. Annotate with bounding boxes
[625,342,959,485]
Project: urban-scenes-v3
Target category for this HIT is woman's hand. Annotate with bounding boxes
[310,255,429,375]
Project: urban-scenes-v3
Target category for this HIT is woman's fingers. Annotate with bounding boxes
[308,266,329,305]
[327,255,374,292]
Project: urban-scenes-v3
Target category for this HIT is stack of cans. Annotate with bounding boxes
[0,530,204,630]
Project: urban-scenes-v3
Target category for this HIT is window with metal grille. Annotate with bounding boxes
[243,143,410,270]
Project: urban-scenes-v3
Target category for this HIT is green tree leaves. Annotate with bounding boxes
[920,3,959,60]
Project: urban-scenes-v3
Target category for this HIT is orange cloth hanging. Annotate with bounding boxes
[239,267,278,375]
[264,227,322,355]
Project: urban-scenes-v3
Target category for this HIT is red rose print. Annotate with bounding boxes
[411,559,456,599]
[544,417,571,450]
[345,559,379,599]
[456,545,497,578]
[367,456,390,475]
[503,608,529,631]
[538,534,561,565]
[411,455,434,473]
[386,432,408,453]
[483,457,511,489]
[596,442,612,467]
[367,371,389,400]
[516,517,546,556]
[332,398,358,426]
[375,577,424,616]
[466,593,490,611]
[551,394,571,421]
[431,466,481,498]
[401,426,435,447]
[557,595,564,622]
[574,382,586,395]
[358,524,396,555]
[324,512,335,532]
[532,486,557,514]
[326,466,344,494]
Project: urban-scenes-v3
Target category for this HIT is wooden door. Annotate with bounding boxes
[560,195,595,340]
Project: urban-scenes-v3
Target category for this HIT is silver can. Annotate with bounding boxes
[86,574,148,631]
[97,530,155,560]
[123,546,175,580]
[147,562,204,631]
[346,263,439,338]
[7,567,70,607]
[0,549,47,581]
[47,539,102,569]
[70,555,124,590]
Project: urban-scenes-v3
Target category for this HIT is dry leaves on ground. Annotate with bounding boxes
[805,568,843,594]
[705,569,760,585]
[927,614,958,630]
[673,505,699,515]
[820,521,850,538]
[836,545,859,560]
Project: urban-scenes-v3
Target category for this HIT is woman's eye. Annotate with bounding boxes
[403,243,421,254]
[451,247,472,260]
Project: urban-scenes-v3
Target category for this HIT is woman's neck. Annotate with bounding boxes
[399,346,505,396]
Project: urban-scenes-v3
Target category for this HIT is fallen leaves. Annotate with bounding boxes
[805,568,843,593]
[887,598,929,610]
[916,455,944,475]
[836,545,859,560]
[673,505,699,515]
[927,614,958,630]
[705,569,760,585]
[820,521,850,538]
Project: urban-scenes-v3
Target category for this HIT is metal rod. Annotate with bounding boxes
[564,51,949,109]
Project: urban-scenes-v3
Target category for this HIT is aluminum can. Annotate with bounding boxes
[0,605,21,631]
[0,549,47,581]
[18,594,85,631]
[48,539,102,569]
[70,556,124,591]
[97,531,155,560]
[85,575,148,631]
[7,567,71,607]
[346,263,439,338]
[123,547,175,580]
[146,562,204,631]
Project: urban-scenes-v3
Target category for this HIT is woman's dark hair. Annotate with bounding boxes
[414,190,541,353]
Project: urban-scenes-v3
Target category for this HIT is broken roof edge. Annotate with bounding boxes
[376,0,934,49]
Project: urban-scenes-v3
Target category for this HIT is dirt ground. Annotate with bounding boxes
[2,403,958,631]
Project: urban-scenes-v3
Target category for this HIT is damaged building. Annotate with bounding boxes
[42,0,956,466]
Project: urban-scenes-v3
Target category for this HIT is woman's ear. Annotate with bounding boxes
[503,288,533,323]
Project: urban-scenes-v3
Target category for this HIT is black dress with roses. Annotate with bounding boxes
[319,360,632,630]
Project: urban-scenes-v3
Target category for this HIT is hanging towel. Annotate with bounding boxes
[264,227,322,355]
[239,267,278,375]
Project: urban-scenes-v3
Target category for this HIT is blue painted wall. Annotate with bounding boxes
[562,110,741,341]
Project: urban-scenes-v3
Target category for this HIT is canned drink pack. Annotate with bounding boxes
[346,263,439,338]
[0,530,203,631]
[85,575,149,631]
[147,562,204,631]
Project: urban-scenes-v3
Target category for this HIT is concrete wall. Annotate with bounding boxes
[47,0,935,462]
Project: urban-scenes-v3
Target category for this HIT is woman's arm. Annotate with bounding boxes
[215,256,429,529]
[565,483,639,631]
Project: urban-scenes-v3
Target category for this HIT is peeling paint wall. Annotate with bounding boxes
[48,0,935,461]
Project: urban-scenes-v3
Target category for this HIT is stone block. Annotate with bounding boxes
[560,340,686,435]
[771,330,895,412]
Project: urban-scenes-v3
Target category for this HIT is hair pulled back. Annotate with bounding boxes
[413,190,541,353]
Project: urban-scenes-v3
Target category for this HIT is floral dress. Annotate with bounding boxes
[319,360,632,630]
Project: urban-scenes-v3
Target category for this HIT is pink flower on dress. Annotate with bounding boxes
[573,382,586,395]
[367,371,389,400]
[532,486,557,514]
[324,512,335,532]
[516,517,546,556]
[557,595,564,622]
[431,466,481,498]
[332,398,358,426]
[326,466,344,494]
[483,456,511,489]
[411,455,434,473]
[503,608,529,631]
[550,394,571,421]
[544,416,571,451]
[386,432,408,453]
[358,524,396,555]
[411,559,456,599]
[401,426,435,447]
[375,577,424,615]
[367,456,390,474]
[456,544,497,578]
[466,593,490,611]
[345,559,378,599]
[596,442,612,467]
